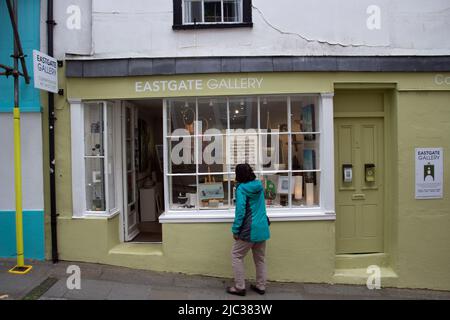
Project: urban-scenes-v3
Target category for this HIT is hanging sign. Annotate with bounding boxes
[33,50,58,93]
[415,148,443,199]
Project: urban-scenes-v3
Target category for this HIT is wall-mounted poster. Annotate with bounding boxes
[415,148,443,199]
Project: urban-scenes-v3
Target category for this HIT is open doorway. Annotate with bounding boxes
[122,99,164,243]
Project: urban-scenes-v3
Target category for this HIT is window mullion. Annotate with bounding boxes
[287,96,292,208]
[201,0,205,23]
[103,101,110,213]
[221,0,224,23]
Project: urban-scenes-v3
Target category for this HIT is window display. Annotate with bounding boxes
[83,102,117,213]
[166,95,321,211]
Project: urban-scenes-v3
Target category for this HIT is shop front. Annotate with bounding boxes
[50,59,450,290]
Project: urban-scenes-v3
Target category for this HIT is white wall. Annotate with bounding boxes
[47,0,450,60]
[0,113,44,211]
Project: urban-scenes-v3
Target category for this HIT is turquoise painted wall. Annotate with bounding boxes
[0,0,44,260]
[0,211,45,260]
[0,0,41,112]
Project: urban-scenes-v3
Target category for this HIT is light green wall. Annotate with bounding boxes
[56,216,335,283]
[46,71,450,290]
[396,91,450,290]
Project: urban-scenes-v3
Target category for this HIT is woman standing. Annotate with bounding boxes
[227,164,270,296]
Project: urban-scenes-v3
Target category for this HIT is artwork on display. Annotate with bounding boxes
[277,176,294,195]
[303,149,316,170]
[198,182,225,200]
[302,104,316,140]
[303,148,317,184]
[264,179,277,200]
[225,135,258,174]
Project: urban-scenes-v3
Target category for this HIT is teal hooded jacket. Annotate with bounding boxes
[232,180,270,243]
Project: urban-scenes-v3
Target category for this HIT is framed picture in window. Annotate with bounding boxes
[198,183,225,200]
[277,176,294,195]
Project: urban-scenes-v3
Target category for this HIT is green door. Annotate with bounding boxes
[334,117,384,254]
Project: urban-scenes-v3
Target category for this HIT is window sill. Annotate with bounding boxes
[159,209,335,223]
[172,22,253,30]
[73,209,120,220]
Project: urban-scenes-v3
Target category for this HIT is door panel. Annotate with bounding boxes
[335,118,384,254]
[123,103,139,241]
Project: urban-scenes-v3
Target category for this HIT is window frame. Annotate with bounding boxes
[71,100,122,218]
[173,0,253,30]
[161,93,336,223]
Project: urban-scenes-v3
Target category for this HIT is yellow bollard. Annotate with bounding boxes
[9,107,32,275]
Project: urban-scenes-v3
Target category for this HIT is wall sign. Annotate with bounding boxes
[135,77,264,93]
[415,148,443,199]
[32,50,58,93]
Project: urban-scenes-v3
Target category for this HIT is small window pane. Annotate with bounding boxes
[292,134,320,170]
[127,172,134,204]
[168,137,196,174]
[85,158,105,211]
[229,97,257,130]
[168,99,196,136]
[291,96,319,133]
[198,174,229,209]
[260,96,288,132]
[260,173,290,208]
[184,0,202,23]
[204,0,222,22]
[260,134,289,171]
[84,102,104,156]
[199,135,226,173]
[170,175,198,209]
[107,104,116,211]
[224,0,241,22]
[291,172,320,207]
[228,133,258,173]
[198,98,227,133]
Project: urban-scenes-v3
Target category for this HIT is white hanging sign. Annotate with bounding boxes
[415,148,443,199]
[33,50,58,93]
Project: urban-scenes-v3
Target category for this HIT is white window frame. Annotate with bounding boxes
[70,99,122,218]
[159,93,335,223]
[182,0,243,25]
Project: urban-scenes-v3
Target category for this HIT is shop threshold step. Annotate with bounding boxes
[333,267,398,286]
[108,243,163,256]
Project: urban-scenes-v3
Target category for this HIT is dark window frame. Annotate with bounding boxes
[173,0,253,30]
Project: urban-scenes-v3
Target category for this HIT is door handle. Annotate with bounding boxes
[352,193,366,200]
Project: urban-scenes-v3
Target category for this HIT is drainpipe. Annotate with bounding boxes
[46,0,58,263]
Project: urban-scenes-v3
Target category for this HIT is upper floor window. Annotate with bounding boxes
[173,0,252,30]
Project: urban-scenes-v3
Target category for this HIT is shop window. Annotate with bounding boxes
[79,102,118,215]
[173,0,252,29]
[165,95,322,213]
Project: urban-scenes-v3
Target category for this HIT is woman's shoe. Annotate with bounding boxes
[226,286,246,296]
[250,284,265,295]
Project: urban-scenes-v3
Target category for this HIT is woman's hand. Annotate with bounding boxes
[233,234,239,241]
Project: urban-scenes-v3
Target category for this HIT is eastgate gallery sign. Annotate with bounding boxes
[135,77,264,93]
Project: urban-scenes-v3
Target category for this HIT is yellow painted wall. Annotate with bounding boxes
[55,216,335,283]
[44,71,450,290]
[395,91,450,290]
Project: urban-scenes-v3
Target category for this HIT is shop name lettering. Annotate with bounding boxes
[35,54,57,76]
[417,150,440,161]
[135,77,264,93]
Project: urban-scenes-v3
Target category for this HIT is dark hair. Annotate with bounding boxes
[235,163,256,183]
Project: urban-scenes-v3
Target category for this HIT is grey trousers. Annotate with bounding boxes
[231,239,267,290]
